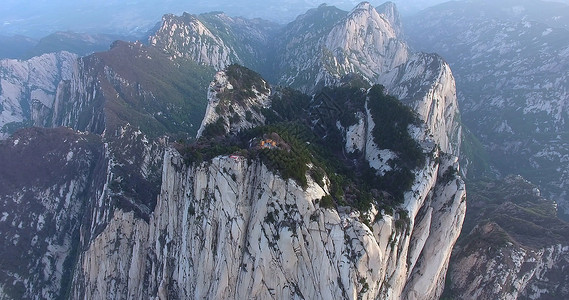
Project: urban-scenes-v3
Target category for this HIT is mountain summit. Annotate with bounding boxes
[0,2,466,299]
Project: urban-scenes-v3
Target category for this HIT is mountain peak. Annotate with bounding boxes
[0,3,468,299]
[197,64,271,138]
[149,12,234,69]
[353,1,373,11]
[377,1,403,36]
[321,0,408,84]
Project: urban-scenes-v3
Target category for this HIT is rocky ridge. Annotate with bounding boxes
[148,2,410,94]
[272,2,408,93]
[71,63,465,299]
[379,52,460,155]
[404,1,569,298]
[0,38,214,299]
[149,2,459,157]
[196,65,271,138]
[149,12,279,73]
[0,2,466,299]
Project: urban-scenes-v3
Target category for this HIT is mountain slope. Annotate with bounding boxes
[406,0,569,216]
[0,51,79,139]
[149,12,279,72]
[445,176,569,299]
[72,64,465,300]
[0,128,104,299]
[0,2,466,299]
[0,39,216,299]
[271,2,408,93]
[147,3,409,94]
[143,2,461,161]
[24,32,134,59]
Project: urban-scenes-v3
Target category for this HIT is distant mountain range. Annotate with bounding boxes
[0,32,137,60]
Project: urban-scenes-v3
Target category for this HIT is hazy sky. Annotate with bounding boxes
[0,0,450,37]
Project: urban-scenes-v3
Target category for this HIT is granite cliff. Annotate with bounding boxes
[0,2,466,299]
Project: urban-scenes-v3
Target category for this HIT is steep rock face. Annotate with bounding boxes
[71,61,466,300]
[66,3,466,298]
[149,13,235,70]
[403,155,466,299]
[149,12,279,72]
[274,2,408,92]
[379,53,460,155]
[0,52,79,139]
[197,66,271,138]
[3,43,214,300]
[73,145,465,299]
[145,0,461,160]
[50,55,104,134]
[148,3,409,94]
[270,4,347,90]
[0,128,104,299]
[0,41,211,299]
[337,85,465,297]
[273,2,461,161]
[445,176,569,299]
[322,2,408,82]
[1,38,214,140]
[0,3,468,299]
[0,34,214,300]
[450,225,569,300]
[53,40,214,138]
[376,2,404,37]
[52,41,215,243]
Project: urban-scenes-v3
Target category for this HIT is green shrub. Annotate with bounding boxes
[441,166,457,183]
[201,118,226,138]
[367,85,425,170]
[320,195,335,209]
[366,85,427,202]
[218,64,268,105]
[245,110,253,122]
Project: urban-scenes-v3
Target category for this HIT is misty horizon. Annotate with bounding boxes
[0,0,455,38]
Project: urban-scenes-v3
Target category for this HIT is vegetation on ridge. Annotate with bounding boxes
[177,65,426,214]
[218,64,269,106]
[95,41,215,138]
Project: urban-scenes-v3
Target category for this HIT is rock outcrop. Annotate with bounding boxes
[69,56,465,298]
[197,65,271,138]
[149,12,279,72]
[376,2,404,37]
[149,13,236,70]
[379,53,461,155]
[323,2,408,83]
[273,2,408,93]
